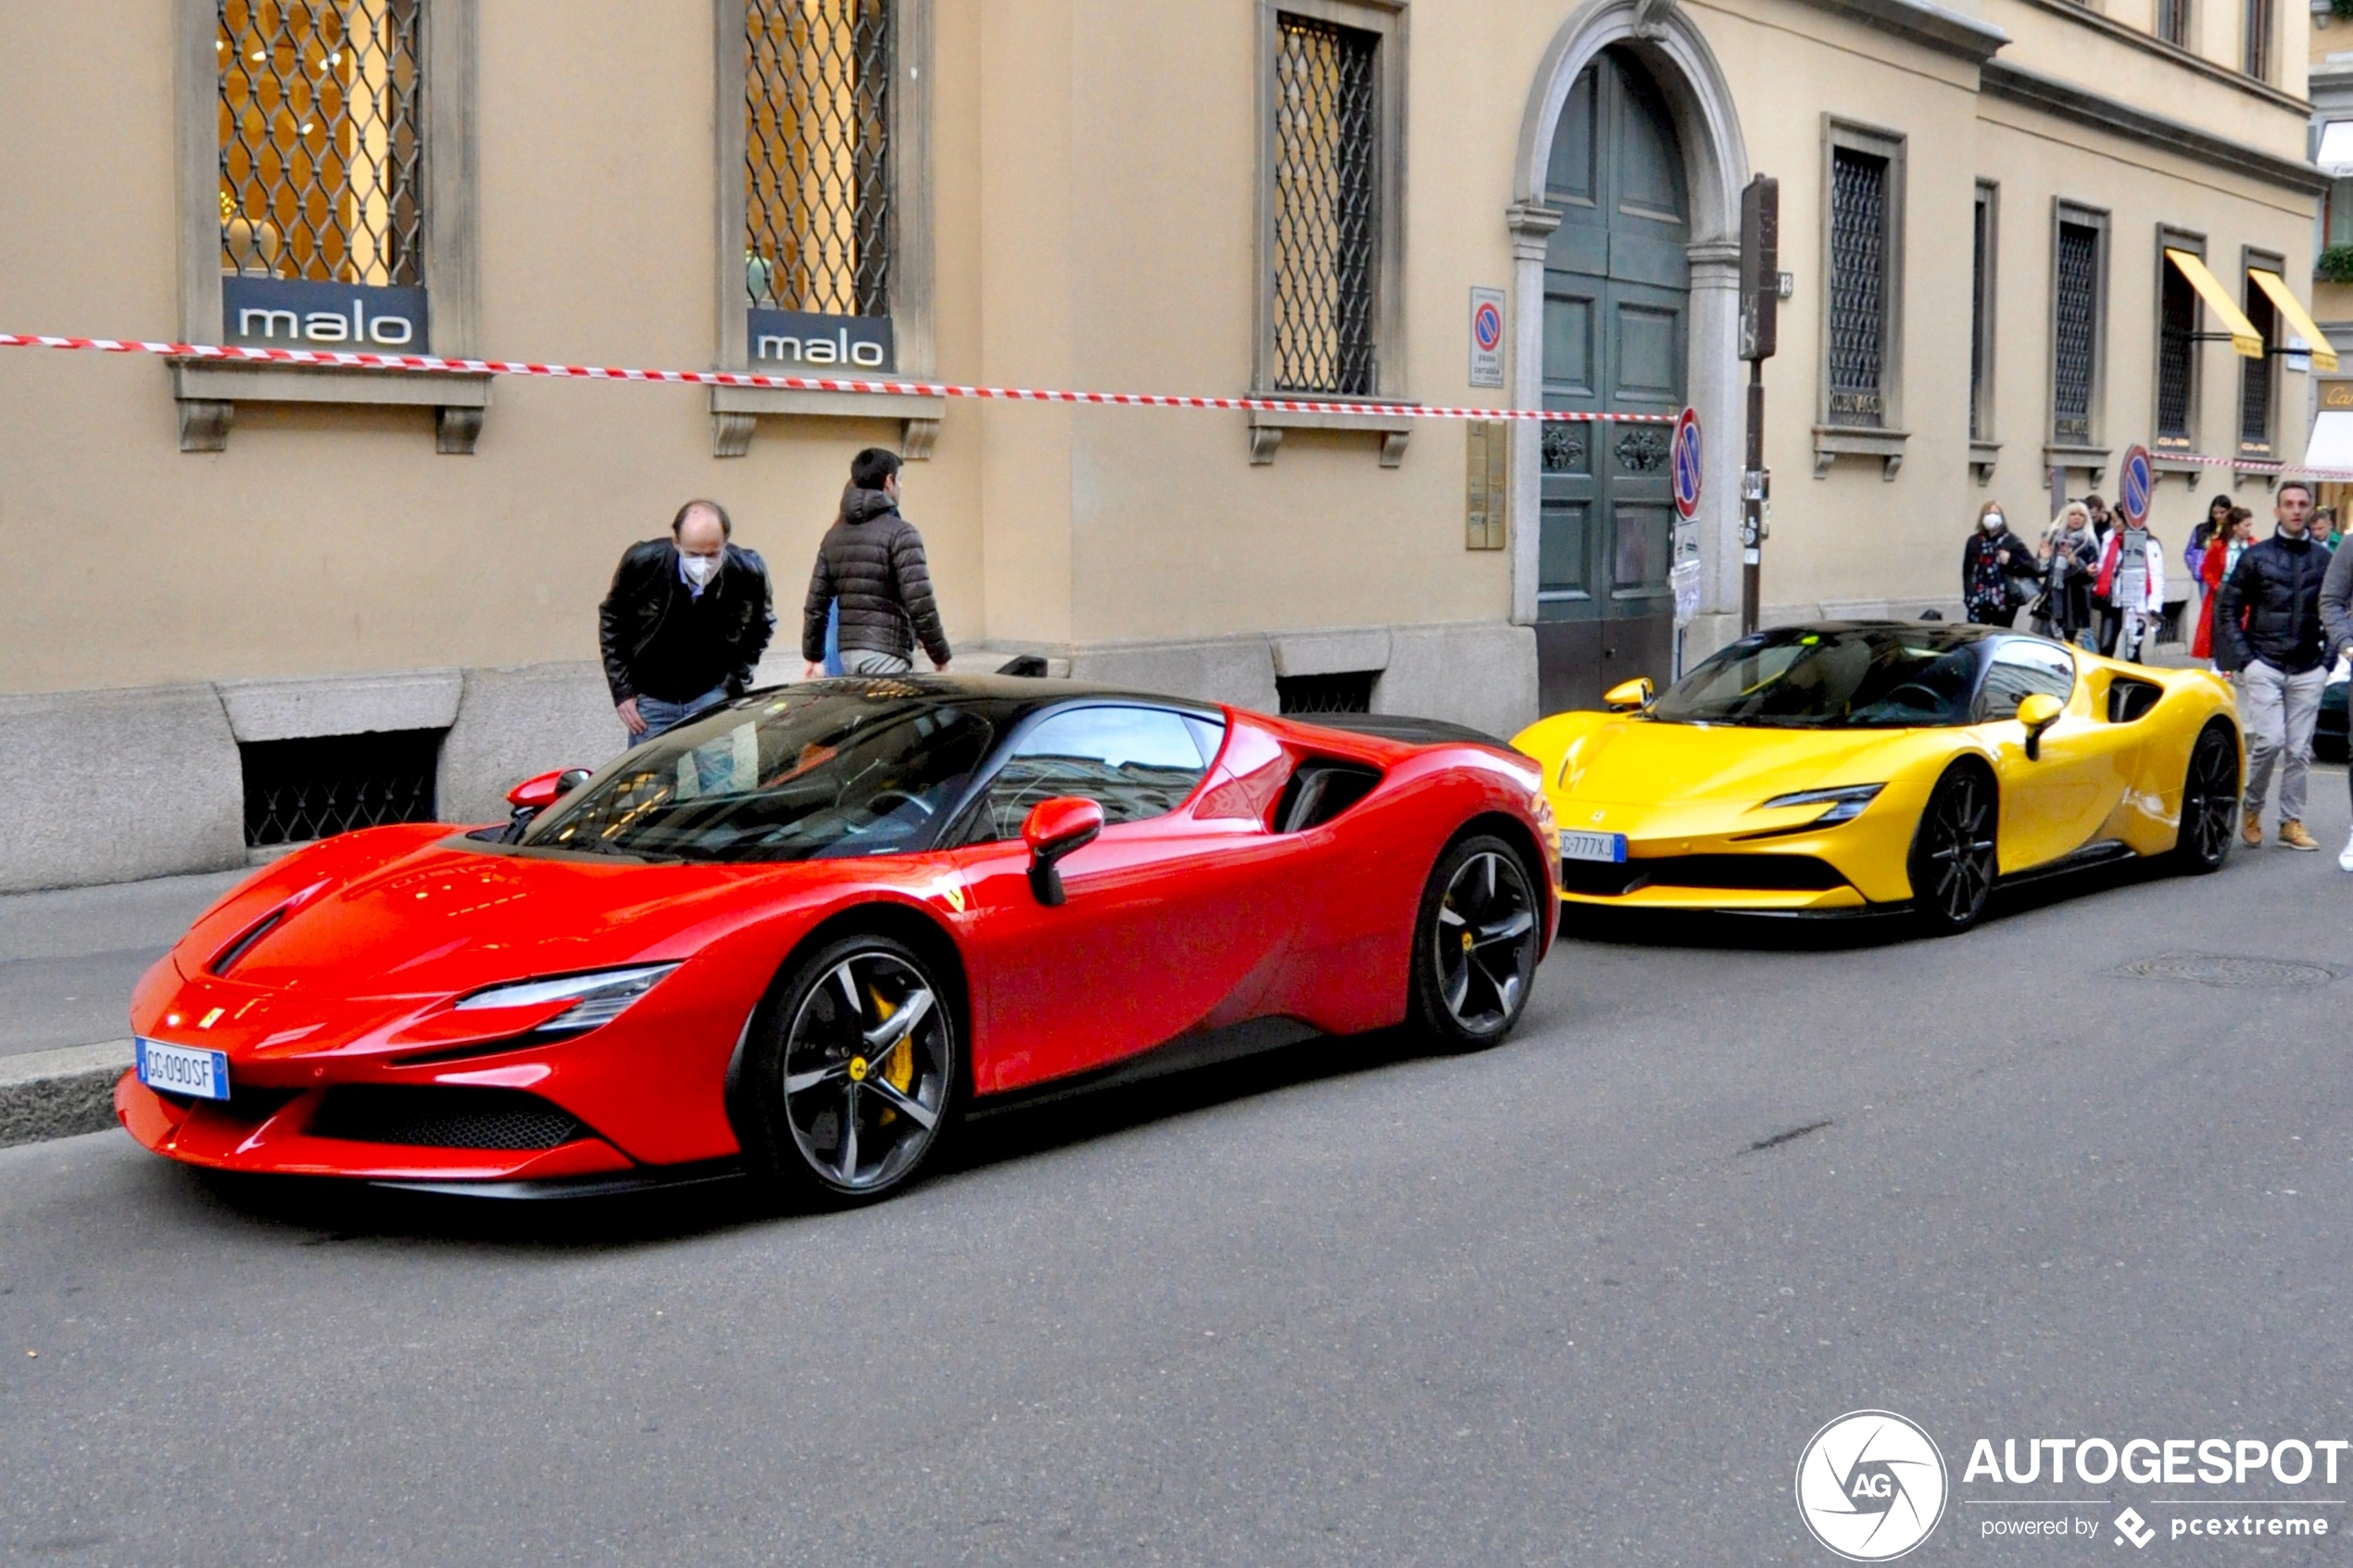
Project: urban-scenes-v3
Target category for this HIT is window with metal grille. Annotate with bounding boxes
[2156,251,2197,447]
[2241,276,2277,452]
[1277,671,1379,715]
[1825,147,1888,427]
[2242,0,2271,80]
[2051,221,2101,445]
[1270,15,1380,396]
[745,0,892,319]
[240,729,443,847]
[2156,0,2191,45]
[1969,185,1994,443]
[217,0,422,285]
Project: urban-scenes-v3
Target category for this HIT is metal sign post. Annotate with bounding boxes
[1737,175,1780,636]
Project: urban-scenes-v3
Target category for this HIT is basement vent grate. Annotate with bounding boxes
[2109,953,2341,990]
[1277,671,1379,715]
[240,728,445,847]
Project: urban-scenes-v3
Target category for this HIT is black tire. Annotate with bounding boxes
[2170,721,2239,875]
[1907,765,1999,936]
[1409,834,1542,1050]
[735,933,963,1207]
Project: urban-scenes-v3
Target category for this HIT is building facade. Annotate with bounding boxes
[0,0,2331,890]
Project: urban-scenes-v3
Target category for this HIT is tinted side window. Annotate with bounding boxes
[981,707,1215,839]
[1977,641,2076,721]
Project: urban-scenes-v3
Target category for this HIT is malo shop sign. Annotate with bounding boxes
[224,278,429,351]
[749,308,892,371]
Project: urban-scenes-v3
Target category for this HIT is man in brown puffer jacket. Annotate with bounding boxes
[801,446,953,678]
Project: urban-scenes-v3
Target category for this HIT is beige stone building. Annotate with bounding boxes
[0,0,2333,890]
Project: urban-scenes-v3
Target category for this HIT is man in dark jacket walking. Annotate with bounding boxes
[2212,481,2328,851]
[600,498,775,745]
[802,447,952,678]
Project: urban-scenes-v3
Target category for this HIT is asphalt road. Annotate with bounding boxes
[0,869,247,1058]
[4,775,2349,1566]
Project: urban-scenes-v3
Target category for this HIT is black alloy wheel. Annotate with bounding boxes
[1411,834,1542,1049]
[738,934,961,1205]
[2170,723,2239,875]
[1908,767,1999,935]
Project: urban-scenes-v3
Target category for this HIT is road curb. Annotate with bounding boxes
[0,1040,132,1148]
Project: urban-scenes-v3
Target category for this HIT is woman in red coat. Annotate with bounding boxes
[2191,507,2254,662]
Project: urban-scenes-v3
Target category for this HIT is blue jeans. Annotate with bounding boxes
[629,684,730,747]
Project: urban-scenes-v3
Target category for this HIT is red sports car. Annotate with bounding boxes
[117,677,1557,1203]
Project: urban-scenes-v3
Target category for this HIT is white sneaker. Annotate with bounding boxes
[2340,831,2353,872]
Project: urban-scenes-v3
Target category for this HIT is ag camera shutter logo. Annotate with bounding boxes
[1796,1411,1948,1561]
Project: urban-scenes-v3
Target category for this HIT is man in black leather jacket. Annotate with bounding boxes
[2212,481,2327,851]
[598,498,774,745]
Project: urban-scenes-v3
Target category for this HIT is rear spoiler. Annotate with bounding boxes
[1292,712,1505,748]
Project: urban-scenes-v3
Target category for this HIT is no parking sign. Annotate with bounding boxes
[1468,287,1505,388]
[1672,406,1703,520]
[2119,444,2154,529]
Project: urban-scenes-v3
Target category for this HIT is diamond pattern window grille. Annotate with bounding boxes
[2156,257,2196,444]
[217,0,422,284]
[2052,221,2100,444]
[2241,282,2277,450]
[1826,148,1887,426]
[1271,15,1379,396]
[746,0,892,316]
[240,729,443,847]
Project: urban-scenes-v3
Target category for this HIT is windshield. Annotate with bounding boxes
[1650,627,1982,729]
[525,689,996,862]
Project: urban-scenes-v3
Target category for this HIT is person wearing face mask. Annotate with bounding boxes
[599,497,776,745]
[1962,501,2033,626]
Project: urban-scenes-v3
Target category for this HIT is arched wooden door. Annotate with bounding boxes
[1534,47,1689,715]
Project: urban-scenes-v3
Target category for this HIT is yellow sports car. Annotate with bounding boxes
[1511,622,2241,934]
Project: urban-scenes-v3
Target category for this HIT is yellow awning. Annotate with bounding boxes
[2248,268,2341,373]
[2164,249,2264,359]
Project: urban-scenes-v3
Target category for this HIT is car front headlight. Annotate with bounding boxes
[452,963,680,1035]
[1755,784,1884,825]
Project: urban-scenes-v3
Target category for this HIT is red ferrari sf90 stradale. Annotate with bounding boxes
[118,676,1557,1203]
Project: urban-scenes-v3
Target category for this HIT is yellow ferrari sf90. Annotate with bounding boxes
[1512,622,2242,934]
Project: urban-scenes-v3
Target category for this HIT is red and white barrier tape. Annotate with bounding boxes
[2144,448,2353,483]
[0,331,1670,423]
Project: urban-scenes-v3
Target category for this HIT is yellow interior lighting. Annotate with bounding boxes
[2164,249,2264,359]
[2247,269,2341,373]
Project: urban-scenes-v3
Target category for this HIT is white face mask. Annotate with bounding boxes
[1982,515,2004,533]
[682,552,721,586]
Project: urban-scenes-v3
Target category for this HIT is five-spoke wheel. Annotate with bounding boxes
[738,935,960,1203]
[2171,722,2239,875]
[1909,766,1998,935]
[1413,834,1542,1049]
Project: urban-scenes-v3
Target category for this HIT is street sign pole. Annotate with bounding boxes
[1737,175,1779,637]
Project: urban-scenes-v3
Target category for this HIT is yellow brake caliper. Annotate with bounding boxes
[868,986,915,1123]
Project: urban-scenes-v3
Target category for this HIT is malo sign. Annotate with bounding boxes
[223,277,428,351]
[749,308,894,370]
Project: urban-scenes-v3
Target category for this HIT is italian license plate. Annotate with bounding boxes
[1559,830,1629,865]
[135,1037,231,1101]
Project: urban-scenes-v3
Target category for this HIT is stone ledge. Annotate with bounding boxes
[1245,405,1416,467]
[218,669,464,743]
[709,384,947,459]
[170,360,494,454]
[0,1040,133,1148]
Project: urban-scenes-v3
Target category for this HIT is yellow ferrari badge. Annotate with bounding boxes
[848,1056,870,1083]
[942,880,966,914]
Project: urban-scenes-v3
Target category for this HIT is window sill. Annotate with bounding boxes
[708,384,948,460]
[2151,453,2211,486]
[2044,442,2113,483]
[1969,439,2001,485]
[1246,400,1417,467]
[1812,425,1909,480]
[170,360,493,454]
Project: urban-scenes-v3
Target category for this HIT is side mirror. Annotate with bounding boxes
[1021,797,1104,907]
[1604,677,1655,712]
[502,767,592,842]
[2017,693,2065,760]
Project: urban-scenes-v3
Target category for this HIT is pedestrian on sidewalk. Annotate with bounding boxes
[2319,504,2353,869]
[2184,494,2232,654]
[2035,501,2098,645]
[2093,507,2165,663]
[600,498,776,746]
[2191,507,2255,665]
[2084,495,2120,654]
[2213,480,2329,852]
[1963,502,2034,626]
[802,446,953,679]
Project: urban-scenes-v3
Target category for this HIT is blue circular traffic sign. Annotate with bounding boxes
[2120,445,2154,529]
[1672,407,1704,520]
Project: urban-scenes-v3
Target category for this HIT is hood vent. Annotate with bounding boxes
[207,907,289,976]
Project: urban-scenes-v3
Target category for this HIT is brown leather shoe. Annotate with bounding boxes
[2244,809,2265,847]
[2280,820,2320,852]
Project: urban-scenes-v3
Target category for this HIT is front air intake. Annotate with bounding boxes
[308,1087,589,1151]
